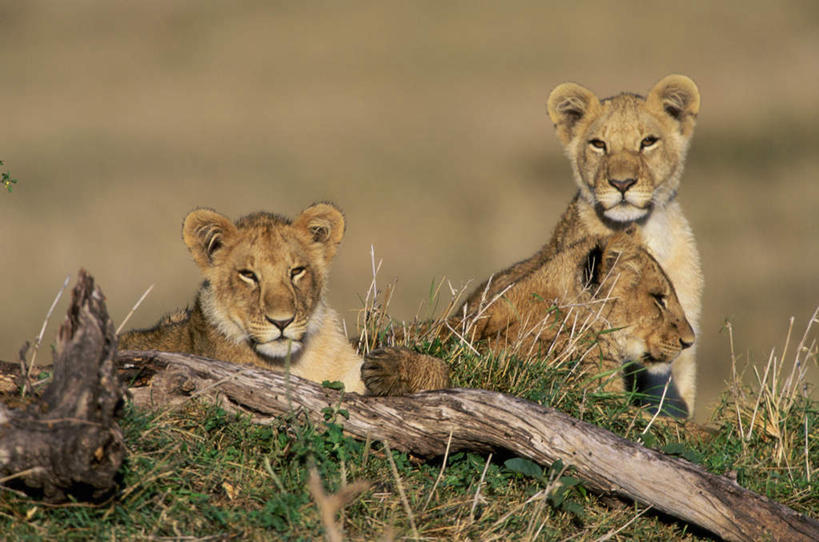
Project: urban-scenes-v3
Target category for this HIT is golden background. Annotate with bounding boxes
[1,2,817,420]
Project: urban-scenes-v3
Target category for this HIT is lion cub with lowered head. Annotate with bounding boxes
[475,229,694,411]
[120,203,448,395]
[365,228,695,414]
[464,75,703,416]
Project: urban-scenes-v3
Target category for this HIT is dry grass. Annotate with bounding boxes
[724,308,819,479]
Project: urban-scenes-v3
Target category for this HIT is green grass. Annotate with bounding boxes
[1,302,817,540]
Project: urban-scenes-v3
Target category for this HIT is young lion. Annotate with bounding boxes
[120,203,448,395]
[463,75,702,416]
[364,229,695,415]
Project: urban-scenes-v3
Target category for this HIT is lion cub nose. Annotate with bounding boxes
[266,315,294,331]
[608,178,637,194]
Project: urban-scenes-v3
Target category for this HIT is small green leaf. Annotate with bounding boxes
[662,442,703,463]
[321,380,345,391]
[558,475,582,488]
[504,457,543,479]
[639,432,657,448]
[561,500,586,519]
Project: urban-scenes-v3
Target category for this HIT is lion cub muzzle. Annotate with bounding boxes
[252,309,309,358]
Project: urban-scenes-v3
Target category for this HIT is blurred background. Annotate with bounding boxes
[1,1,817,421]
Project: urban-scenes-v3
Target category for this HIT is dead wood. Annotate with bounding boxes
[116,349,818,542]
[0,270,125,502]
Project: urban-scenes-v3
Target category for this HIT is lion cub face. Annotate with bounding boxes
[183,203,345,359]
[590,231,695,365]
[547,75,700,223]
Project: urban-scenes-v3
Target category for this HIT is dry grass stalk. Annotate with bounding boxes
[641,376,673,435]
[307,466,371,542]
[727,307,818,473]
[383,439,419,540]
[21,274,71,395]
[422,429,454,511]
[115,283,155,335]
[469,452,493,522]
[594,504,653,542]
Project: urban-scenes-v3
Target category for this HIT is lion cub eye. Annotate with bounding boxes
[640,135,659,150]
[588,138,607,152]
[290,266,306,279]
[651,292,668,309]
[238,269,258,284]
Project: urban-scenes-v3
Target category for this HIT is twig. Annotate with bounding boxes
[116,284,155,335]
[490,462,568,533]
[23,275,71,394]
[470,452,493,521]
[726,322,746,442]
[423,430,453,511]
[805,415,812,483]
[641,375,672,435]
[594,504,654,542]
[383,440,419,540]
[748,348,774,441]
[0,467,46,485]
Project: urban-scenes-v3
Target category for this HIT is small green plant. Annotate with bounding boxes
[1,160,17,192]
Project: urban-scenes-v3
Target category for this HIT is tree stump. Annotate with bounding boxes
[0,270,125,502]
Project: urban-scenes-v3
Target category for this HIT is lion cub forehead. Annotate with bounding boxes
[592,99,664,141]
[232,212,311,262]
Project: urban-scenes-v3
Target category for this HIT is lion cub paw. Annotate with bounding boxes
[362,346,450,396]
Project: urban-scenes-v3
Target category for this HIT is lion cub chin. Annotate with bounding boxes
[119,203,365,394]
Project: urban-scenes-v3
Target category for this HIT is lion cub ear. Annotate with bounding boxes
[647,74,700,137]
[547,82,601,145]
[293,202,346,261]
[182,208,238,269]
[585,228,642,286]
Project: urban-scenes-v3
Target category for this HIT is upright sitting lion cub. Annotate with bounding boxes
[464,75,702,416]
[119,203,367,393]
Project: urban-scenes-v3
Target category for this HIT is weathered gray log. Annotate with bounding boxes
[0,270,125,502]
[117,349,817,542]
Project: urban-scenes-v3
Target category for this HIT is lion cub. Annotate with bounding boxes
[119,203,367,392]
[365,229,695,415]
[475,229,694,415]
[464,75,703,415]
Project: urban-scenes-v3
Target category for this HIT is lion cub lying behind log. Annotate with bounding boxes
[119,203,449,395]
[365,228,694,415]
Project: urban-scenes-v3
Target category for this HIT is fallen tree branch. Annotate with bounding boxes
[0,270,125,502]
[116,349,818,542]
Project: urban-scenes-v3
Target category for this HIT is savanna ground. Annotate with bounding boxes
[1,282,817,540]
[1,1,817,539]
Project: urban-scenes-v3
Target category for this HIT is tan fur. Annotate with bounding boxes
[471,230,694,406]
[362,346,451,396]
[119,203,366,394]
[465,75,702,416]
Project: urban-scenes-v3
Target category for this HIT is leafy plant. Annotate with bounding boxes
[1,160,17,192]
